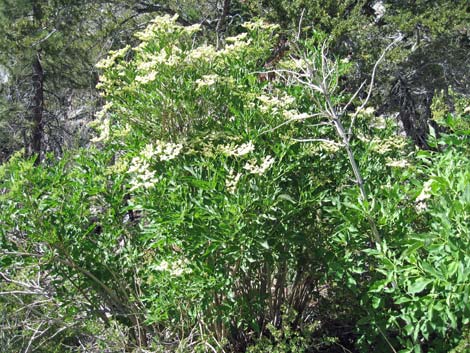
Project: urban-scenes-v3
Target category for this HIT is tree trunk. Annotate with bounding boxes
[31,52,44,165]
[30,0,44,164]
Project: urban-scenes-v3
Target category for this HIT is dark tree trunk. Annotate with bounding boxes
[31,52,44,165]
[30,0,44,165]
[216,0,231,48]
[216,0,230,32]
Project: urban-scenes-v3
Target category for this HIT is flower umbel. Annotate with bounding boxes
[244,155,275,175]
[219,141,255,157]
[226,169,242,194]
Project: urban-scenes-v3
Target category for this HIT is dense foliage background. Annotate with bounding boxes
[0,1,469,352]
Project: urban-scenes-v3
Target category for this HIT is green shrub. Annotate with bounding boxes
[1,14,468,352]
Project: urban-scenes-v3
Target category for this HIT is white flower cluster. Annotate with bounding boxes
[157,141,183,161]
[283,109,310,121]
[96,45,130,69]
[106,155,128,174]
[95,102,113,120]
[195,74,219,89]
[153,258,192,277]
[201,143,215,157]
[416,179,433,202]
[134,15,177,42]
[370,136,407,154]
[415,179,434,213]
[386,159,410,168]
[135,70,157,84]
[186,44,217,62]
[219,141,255,157]
[226,169,242,194]
[135,15,200,42]
[370,115,388,129]
[242,19,280,31]
[319,141,341,153]
[220,35,252,55]
[226,32,248,43]
[415,202,428,213]
[257,93,296,113]
[135,46,182,83]
[96,74,112,91]
[127,156,159,192]
[90,118,111,143]
[357,106,375,116]
[126,141,181,192]
[90,102,115,143]
[140,141,184,161]
[243,155,275,175]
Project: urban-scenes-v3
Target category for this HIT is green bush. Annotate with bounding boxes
[1,14,468,352]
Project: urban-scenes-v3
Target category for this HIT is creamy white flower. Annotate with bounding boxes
[283,109,310,121]
[128,157,145,173]
[154,260,169,271]
[235,142,255,156]
[141,143,157,159]
[185,23,201,34]
[95,102,113,120]
[221,38,253,54]
[244,155,275,175]
[372,1,386,20]
[415,202,428,213]
[319,141,341,153]
[96,45,130,69]
[201,143,214,157]
[135,71,157,84]
[416,180,433,202]
[220,141,255,157]
[127,156,158,191]
[226,169,242,194]
[242,20,280,31]
[154,258,192,276]
[186,44,217,62]
[371,115,387,129]
[358,106,375,115]
[195,74,219,89]
[135,14,180,41]
[370,136,407,154]
[258,93,295,113]
[226,32,248,43]
[386,159,410,168]
[90,118,111,143]
[157,141,183,161]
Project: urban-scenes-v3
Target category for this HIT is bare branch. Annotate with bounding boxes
[296,9,306,41]
[293,138,343,146]
[347,35,403,137]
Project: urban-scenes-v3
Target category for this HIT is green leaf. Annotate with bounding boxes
[277,194,296,204]
[402,241,424,258]
[260,240,269,249]
[371,295,382,309]
[395,296,412,305]
[408,278,433,294]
